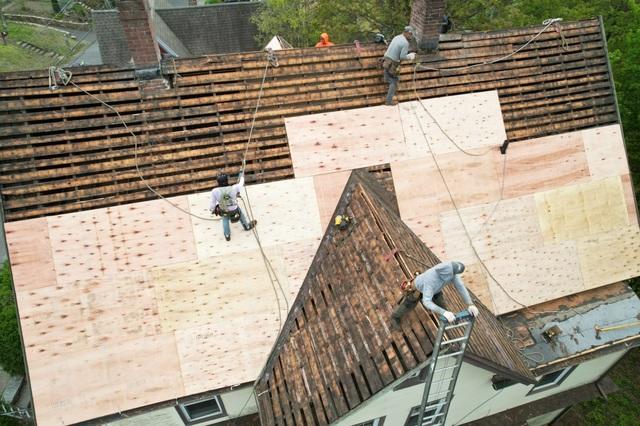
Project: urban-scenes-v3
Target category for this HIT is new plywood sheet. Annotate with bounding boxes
[279,238,321,299]
[189,178,322,259]
[402,216,445,258]
[582,124,629,178]
[484,241,583,314]
[17,273,160,362]
[577,225,640,289]
[460,263,496,312]
[535,176,629,242]
[3,218,57,291]
[48,196,197,285]
[622,174,639,226]
[286,105,408,177]
[439,195,543,265]
[400,91,506,158]
[30,333,183,426]
[176,316,282,394]
[151,247,290,333]
[498,131,590,198]
[392,151,501,220]
[313,171,351,231]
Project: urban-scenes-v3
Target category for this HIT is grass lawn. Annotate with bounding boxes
[557,348,640,425]
[0,22,86,72]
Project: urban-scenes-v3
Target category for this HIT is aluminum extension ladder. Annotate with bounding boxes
[0,401,30,420]
[416,310,475,426]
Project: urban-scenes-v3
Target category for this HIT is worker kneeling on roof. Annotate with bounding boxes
[402,261,479,323]
[210,172,256,241]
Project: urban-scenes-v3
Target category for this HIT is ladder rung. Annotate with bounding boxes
[429,377,454,387]
[437,350,464,359]
[432,365,457,373]
[422,412,444,422]
[444,321,471,330]
[428,389,451,397]
[424,400,448,410]
[440,336,468,345]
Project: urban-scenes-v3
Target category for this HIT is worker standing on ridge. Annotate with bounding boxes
[210,172,256,241]
[400,261,479,322]
[382,26,416,106]
[315,32,335,47]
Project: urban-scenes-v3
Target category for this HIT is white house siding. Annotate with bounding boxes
[108,385,257,425]
[334,349,627,426]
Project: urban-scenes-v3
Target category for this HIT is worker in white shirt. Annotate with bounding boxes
[210,172,256,241]
[401,261,479,322]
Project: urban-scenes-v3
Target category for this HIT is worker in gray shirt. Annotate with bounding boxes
[382,26,416,105]
[401,261,480,322]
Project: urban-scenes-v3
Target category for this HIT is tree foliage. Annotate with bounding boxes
[252,0,411,47]
[0,261,24,376]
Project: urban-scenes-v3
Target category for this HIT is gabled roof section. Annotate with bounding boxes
[255,170,534,426]
[0,19,616,222]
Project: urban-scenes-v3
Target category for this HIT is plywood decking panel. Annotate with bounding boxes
[577,225,640,289]
[279,238,321,299]
[484,241,583,314]
[29,333,184,426]
[582,124,629,178]
[401,216,445,258]
[439,195,543,264]
[535,176,629,242]
[622,174,639,226]
[460,263,496,312]
[498,130,590,198]
[3,218,57,291]
[151,248,289,332]
[313,171,351,231]
[189,178,323,259]
[18,273,160,362]
[399,91,506,157]
[286,105,407,177]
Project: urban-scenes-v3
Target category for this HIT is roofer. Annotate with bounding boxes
[315,32,335,47]
[400,261,479,323]
[382,26,416,106]
[210,172,256,241]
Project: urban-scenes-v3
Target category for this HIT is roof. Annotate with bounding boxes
[0,19,617,222]
[255,170,534,426]
[156,3,260,56]
[500,282,640,375]
[92,3,259,64]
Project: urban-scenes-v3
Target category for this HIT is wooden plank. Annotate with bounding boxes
[534,176,629,242]
[577,225,640,290]
[622,174,639,227]
[3,218,57,291]
[27,333,184,426]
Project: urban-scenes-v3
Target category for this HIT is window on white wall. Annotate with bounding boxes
[405,400,446,426]
[351,416,386,426]
[528,366,577,395]
[176,394,227,424]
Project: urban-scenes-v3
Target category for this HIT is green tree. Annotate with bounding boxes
[0,261,24,376]
[252,0,412,47]
[51,0,60,14]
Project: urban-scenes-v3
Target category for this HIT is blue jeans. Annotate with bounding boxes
[222,207,251,237]
[384,68,399,104]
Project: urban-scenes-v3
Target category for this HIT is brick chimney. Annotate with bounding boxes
[117,0,161,68]
[410,0,447,52]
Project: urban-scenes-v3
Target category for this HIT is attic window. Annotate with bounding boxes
[176,395,227,424]
[351,416,386,426]
[528,366,577,395]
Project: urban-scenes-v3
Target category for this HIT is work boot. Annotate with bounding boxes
[225,234,231,241]
[244,220,257,231]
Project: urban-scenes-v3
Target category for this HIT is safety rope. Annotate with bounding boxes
[415,18,565,73]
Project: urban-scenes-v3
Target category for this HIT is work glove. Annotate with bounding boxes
[407,52,416,61]
[443,311,456,323]
[213,205,221,216]
[468,305,479,317]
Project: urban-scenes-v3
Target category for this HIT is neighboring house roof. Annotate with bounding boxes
[500,282,640,375]
[92,10,131,65]
[255,170,534,425]
[0,19,616,222]
[156,3,260,56]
